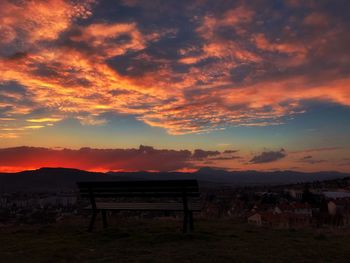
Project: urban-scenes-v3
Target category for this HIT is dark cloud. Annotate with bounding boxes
[107,52,162,77]
[290,147,342,154]
[250,149,286,164]
[209,156,241,161]
[0,81,27,94]
[223,150,239,154]
[5,51,28,60]
[0,81,35,113]
[299,155,327,164]
[301,155,312,160]
[192,149,220,160]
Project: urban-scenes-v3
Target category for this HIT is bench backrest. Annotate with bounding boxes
[77,180,200,198]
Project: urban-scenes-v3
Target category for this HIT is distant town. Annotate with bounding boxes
[1,168,350,229]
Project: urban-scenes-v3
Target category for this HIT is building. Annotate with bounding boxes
[327,198,350,225]
[286,189,303,200]
[323,191,350,199]
[274,203,313,216]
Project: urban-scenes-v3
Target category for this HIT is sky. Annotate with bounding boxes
[0,0,350,173]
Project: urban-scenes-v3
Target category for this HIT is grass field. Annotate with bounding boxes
[1,216,350,263]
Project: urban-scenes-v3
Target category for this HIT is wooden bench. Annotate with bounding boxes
[77,180,201,233]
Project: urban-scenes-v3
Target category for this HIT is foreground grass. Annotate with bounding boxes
[1,216,350,263]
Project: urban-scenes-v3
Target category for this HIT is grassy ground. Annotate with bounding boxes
[1,216,350,263]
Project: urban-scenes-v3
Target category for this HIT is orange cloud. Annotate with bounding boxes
[69,22,147,58]
[1,0,350,139]
[0,0,94,47]
[252,33,307,66]
[202,42,260,62]
[303,12,329,27]
[253,33,306,55]
[196,5,254,40]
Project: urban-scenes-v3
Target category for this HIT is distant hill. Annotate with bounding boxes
[193,167,350,185]
[0,167,349,192]
[0,168,107,192]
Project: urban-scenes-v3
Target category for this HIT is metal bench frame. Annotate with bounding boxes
[77,180,201,233]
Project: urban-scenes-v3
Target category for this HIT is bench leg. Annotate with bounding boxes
[88,211,97,232]
[189,212,194,232]
[183,211,189,233]
[102,210,108,228]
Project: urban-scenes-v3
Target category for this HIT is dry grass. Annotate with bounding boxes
[1,216,350,262]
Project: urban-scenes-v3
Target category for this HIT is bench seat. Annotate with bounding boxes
[77,180,201,233]
[85,202,201,211]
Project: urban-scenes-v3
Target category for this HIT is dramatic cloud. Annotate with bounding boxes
[1,0,350,138]
[0,0,94,54]
[250,149,287,164]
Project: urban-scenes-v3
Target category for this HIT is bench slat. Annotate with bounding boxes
[77,180,201,233]
[84,202,201,211]
[80,193,199,198]
[78,180,199,197]
[78,187,199,192]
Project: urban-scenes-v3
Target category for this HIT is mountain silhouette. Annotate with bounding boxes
[0,167,349,193]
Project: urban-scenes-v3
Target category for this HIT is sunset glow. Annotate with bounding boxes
[1,0,349,172]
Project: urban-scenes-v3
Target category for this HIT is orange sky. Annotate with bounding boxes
[1,0,350,173]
